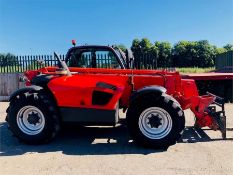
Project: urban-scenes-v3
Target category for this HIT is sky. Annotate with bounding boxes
[0,0,233,54]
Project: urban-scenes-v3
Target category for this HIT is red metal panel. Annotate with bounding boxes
[182,73,233,80]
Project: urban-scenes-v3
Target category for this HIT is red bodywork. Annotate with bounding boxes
[24,67,216,129]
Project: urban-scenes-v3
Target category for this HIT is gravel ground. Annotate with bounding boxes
[0,102,232,175]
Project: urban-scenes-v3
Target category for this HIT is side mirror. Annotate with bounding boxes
[126,49,134,69]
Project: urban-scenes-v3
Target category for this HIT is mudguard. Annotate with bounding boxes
[131,86,167,102]
[9,85,43,101]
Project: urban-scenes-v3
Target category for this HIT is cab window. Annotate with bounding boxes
[67,50,92,68]
[95,50,121,69]
[67,49,121,69]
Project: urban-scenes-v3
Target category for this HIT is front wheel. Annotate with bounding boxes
[7,91,60,144]
[127,94,185,149]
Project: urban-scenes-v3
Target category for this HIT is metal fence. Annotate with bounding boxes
[133,53,158,69]
[0,55,65,73]
[215,50,233,69]
[0,53,159,73]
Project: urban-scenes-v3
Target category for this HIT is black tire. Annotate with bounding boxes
[127,93,185,149]
[7,91,60,144]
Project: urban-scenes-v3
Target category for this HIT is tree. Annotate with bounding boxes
[172,40,215,67]
[215,47,227,54]
[130,38,230,68]
[172,41,192,67]
[131,38,153,54]
[139,38,152,53]
[131,38,159,68]
[223,44,233,51]
[0,53,18,67]
[116,44,127,53]
[131,38,141,55]
[154,41,172,67]
[194,40,215,67]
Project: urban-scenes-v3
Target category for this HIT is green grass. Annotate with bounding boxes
[0,66,24,73]
[176,67,214,73]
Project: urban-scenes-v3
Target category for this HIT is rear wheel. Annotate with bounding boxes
[7,91,60,144]
[138,107,173,140]
[127,93,185,149]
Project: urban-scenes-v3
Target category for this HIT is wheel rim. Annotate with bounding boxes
[16,105,45,135]
[138,107,172,139]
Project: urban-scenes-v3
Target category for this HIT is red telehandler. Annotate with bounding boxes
[6,44,226,149]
